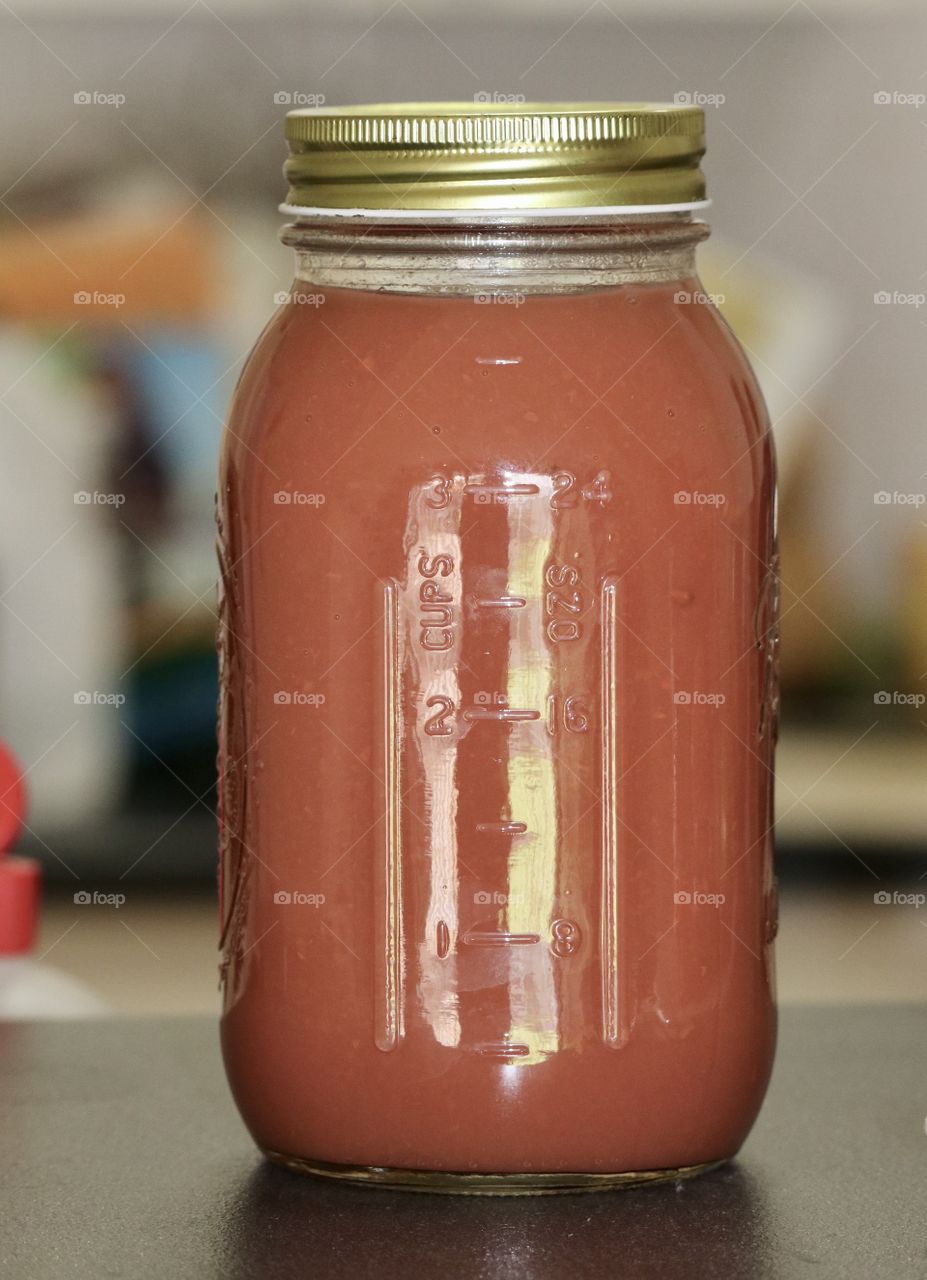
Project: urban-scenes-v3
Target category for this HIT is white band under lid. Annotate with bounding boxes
[280,200,712,221]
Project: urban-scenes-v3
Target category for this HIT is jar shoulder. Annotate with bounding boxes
[221,281,773,492]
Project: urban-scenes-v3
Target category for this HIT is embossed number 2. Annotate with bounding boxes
[424,695,455,736]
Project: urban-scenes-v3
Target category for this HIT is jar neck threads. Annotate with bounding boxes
[283,215,708,296]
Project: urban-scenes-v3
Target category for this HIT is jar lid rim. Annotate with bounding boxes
[282,101,707,213]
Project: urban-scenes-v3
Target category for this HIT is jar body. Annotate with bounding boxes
[218,221,777,1190]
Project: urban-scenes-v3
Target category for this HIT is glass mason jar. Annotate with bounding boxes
[218,103,778,1193]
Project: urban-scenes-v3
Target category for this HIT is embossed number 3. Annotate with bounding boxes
[425,474,451,509]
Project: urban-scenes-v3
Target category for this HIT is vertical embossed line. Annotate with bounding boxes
[600,575,622,1047]
[375,578,404,1051]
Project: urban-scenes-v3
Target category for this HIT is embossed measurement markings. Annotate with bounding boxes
[377,468,621,1057]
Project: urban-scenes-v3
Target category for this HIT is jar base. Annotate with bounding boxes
[263,1150,726,1195]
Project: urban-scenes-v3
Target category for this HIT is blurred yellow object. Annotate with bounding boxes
[700,241,851,692]
[900,526,927,698]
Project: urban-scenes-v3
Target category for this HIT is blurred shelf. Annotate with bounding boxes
[22,810,216,885]
[775,726,927,848]
[19,727,927,884]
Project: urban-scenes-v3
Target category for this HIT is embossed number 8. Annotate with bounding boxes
[550,918,580,957]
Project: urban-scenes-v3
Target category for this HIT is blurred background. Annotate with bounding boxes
[1,0,925,1015]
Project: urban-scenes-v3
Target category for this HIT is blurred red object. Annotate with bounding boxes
[0,741,39,955]
[0,740,26,853]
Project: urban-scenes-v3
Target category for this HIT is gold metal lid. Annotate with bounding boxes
[282,102,706,216]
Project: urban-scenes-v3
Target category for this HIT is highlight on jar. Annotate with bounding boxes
[216,102,777,1194]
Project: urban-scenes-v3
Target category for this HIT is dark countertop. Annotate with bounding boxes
[0,1006,924,1279]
